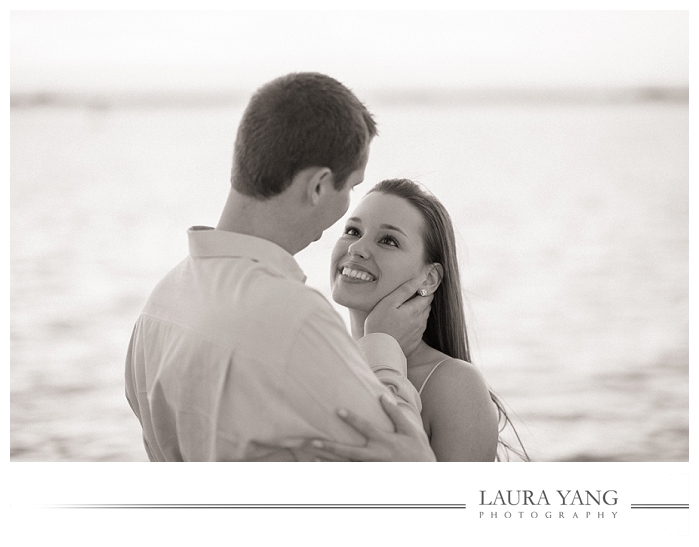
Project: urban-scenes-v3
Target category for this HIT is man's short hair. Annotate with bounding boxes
[231,72,377,199]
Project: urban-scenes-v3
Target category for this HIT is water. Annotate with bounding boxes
[10,99,688,461]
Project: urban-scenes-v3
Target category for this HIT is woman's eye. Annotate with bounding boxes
[379,236,399,247]
[344,227,360,237]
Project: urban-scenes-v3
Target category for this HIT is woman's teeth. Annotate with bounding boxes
[341,267,375,282]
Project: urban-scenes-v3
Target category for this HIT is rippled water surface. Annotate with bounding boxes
[10,100,688,461]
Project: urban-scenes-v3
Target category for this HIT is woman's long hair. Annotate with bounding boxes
[369,179,528,461]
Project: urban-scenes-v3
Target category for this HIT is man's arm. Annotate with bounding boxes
[280,304,434,461]
[357,333,425,433]
[308,393,433,462]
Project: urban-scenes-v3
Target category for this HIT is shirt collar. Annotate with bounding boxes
[187,226,307,283]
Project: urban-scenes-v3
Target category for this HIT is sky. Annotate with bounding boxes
[10,10,689,94]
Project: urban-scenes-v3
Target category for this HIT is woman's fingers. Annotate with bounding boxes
[401,291,433,318]
[298,437,361,461]
[299,395,433,462]
[307,447,351,462]
[378,394,414,435]
[378,276,424,310]
[335,407,383,438]
[309,439,366,462]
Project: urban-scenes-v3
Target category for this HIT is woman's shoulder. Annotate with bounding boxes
[422,357,490,396]
[419,355,500,461]
[418,356,497,425]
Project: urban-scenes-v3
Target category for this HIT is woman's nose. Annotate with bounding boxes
[348,239,369,259]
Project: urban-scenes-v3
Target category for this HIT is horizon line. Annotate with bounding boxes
[10,85,689,109]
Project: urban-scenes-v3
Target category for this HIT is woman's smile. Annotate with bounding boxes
[340,268,375,282]
[338,263,377,283]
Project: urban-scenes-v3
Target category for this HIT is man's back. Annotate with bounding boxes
[125,227,397,461]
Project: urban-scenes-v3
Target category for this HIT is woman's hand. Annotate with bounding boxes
[305,394,436,462]
[364,277,433,357]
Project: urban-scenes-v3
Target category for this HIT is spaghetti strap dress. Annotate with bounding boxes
[417,358,450,396]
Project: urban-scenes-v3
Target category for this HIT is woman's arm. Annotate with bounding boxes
[422,359,499,461]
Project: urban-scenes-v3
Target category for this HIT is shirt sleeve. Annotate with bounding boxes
[357,333,424,432]
[270,305,429,460]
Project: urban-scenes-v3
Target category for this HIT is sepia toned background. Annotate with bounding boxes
[10,9,688,462]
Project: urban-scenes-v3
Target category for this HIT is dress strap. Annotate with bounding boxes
[418,358,450,396]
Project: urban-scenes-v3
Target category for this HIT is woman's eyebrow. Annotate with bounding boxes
[346,217,407,237]
[379,223,407,236]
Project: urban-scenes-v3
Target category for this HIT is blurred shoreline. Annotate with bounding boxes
[10,86,690,110]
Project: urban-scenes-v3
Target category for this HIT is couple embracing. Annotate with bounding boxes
[125,72,524,462]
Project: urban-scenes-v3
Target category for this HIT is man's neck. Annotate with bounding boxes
[216,188,306,255]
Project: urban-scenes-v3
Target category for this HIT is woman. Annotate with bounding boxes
[313,179,526,461]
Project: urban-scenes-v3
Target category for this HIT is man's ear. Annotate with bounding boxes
[306,167,335,206]
[288,166,335,206]
[421,263,444,295]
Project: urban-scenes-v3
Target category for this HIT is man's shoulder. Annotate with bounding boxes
[141,255,343,352]
[247,273,337,325]
[149,254,329,313]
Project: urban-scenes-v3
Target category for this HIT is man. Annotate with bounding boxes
[125,72,435,461]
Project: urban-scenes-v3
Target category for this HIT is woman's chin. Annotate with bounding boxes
[331,286,378,314]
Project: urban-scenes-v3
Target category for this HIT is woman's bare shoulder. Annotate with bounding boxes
[426,357,489,392]
[421,357,496,418]
[420,357,499,461]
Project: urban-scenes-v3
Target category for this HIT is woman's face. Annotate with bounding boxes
[330,191,428,313]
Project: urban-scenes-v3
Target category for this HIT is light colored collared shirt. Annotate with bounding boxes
[125,227,425,461]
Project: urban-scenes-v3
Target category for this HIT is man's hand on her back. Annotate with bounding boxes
[364,277,433,356]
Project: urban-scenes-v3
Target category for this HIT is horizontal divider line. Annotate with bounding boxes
[46,504,467,509]
[630,505,688,509]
